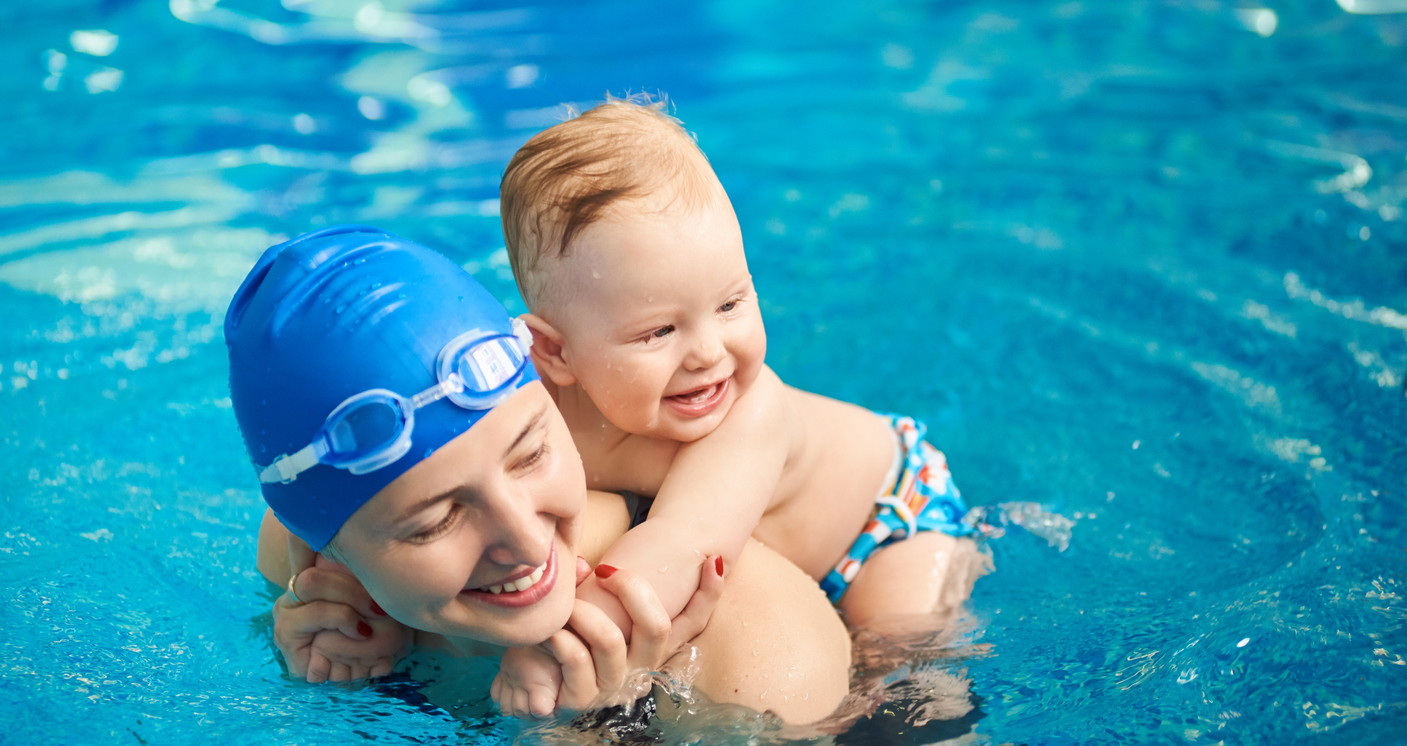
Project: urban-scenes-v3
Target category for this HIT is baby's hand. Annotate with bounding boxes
[301,614,411,683]
[273,558,412,683]
[491,645,563,719]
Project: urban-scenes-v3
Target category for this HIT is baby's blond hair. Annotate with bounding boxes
[500,96,718,309]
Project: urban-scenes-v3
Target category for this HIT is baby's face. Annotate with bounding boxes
[544,192,767,443]
[330,382,588,647]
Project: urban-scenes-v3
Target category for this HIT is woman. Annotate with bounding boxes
[227,225,850,723]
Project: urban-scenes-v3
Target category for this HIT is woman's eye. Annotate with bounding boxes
[411,505,460,542]
[514,443,548,471]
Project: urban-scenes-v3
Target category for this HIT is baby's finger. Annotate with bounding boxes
[668,555,725,651]
[592,567,672,671]
[566,600,629,695]
[529,688,556,719]
[306,652,331,684]
[575,556,591,586]
[510,686,533,720]
[544,630,597,711]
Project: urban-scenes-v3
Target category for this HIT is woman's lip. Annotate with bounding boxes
[486,565,536,589]
[663,376,730,418]
[460,543,558,609]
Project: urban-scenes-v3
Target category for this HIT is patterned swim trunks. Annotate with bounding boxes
[819,414,1000,604]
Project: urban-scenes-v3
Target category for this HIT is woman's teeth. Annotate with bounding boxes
[482,563,546,594]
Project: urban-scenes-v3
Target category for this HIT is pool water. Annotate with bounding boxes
[3,0,1405,743]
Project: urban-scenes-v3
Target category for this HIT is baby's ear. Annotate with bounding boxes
[519,314,576,387]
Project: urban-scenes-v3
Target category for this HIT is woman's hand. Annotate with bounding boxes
[551,555,726,713]
[271,551,412,682]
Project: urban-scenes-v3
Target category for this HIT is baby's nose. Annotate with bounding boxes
[688,336,725,369]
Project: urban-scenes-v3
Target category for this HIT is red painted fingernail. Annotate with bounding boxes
[715,556,724,576]
[357,621,373,637]
[595,564,618,579]
[369,600,387,616]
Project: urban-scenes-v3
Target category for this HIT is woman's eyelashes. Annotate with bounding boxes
[410,503,461,543]
[511,441,549,473]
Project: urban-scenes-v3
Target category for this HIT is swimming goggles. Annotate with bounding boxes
[258,320,534,484]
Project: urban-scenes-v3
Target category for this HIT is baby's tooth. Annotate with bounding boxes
[489,585,503,594]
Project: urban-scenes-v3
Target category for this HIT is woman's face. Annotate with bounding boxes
[330,381,587,647]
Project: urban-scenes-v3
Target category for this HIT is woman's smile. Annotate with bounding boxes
[461,541,560,608]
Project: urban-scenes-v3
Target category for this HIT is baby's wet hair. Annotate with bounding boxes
[500,93,718,309]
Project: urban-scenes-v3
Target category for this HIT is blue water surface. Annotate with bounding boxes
[3,0,1405,744]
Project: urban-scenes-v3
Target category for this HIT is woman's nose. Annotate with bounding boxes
[481,488,550,568]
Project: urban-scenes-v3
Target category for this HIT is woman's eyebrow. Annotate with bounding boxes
[504,405,548,458]
[396,488,458,525]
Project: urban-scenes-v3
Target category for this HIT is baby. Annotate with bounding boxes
[493,98,997,712]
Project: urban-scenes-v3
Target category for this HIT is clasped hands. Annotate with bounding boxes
[271,542,724,718]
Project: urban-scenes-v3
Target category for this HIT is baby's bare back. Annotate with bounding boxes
[753,385,895,580]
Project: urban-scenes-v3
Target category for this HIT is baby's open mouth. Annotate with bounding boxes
[668,382,722,405]
[663,376,730,417]
[477,562,547,594]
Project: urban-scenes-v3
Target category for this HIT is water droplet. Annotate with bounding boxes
[323,297,331,304]
[335,305,347,314]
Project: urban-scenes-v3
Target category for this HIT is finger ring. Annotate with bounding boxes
[285,570,306,607]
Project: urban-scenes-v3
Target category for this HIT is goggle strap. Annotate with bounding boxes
[411,378,462,410]
[511,317,534,355]
[258,442,324,485]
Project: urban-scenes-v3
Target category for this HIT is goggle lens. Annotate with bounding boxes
[326,397,406,459]
[442,333,528,407]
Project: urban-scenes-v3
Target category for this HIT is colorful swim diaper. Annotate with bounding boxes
[819,414,1000,604]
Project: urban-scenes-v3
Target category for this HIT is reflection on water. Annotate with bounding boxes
[2,0,1405,743]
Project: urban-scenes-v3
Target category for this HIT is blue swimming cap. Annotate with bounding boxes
[225,225,538,550]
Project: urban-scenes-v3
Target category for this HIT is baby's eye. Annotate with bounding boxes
[718,300,737,313]
[651,325,675,339]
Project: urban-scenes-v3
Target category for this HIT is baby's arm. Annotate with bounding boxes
[575,367,791,636]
